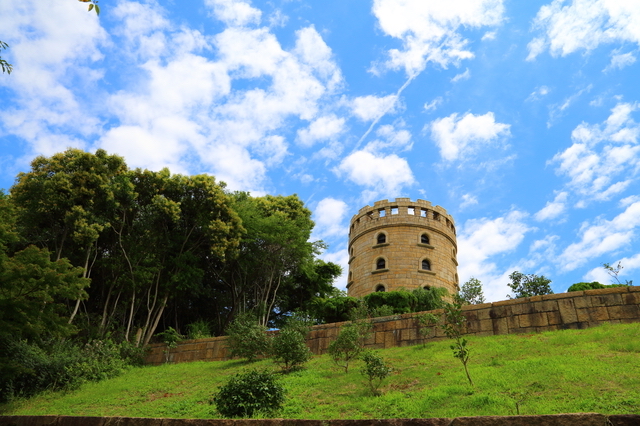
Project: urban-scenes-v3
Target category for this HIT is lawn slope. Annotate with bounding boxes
[2,322,640,419]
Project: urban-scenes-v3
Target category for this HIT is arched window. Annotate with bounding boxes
[376,284,386,292]
[421,259,431,271]
[377,233,386,244]
[376,258,386,270]
[421,233,429,244]
[423,285,431,291]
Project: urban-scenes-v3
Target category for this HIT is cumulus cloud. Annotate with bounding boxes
[296,115,346,147]
[351,94,399,122]
[527,0,640,61]
[583,253,640,284]
[457,210,533,302]
[551,102,640,203]
[604,49,637,72]
[559,201,640,271]
[335,151,415,201]
[371,0,505,76]
[534,192,568,222]
[428,112,511,161]
[205,0,262,27]
[313,198,349,240]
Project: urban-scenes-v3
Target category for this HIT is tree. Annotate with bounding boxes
[225,312,270,362]
[459,278,485,305]
[360,350,391,396]
[603,262,633,286]
[507,271,553,299]
[442,297,473,386]
[328,324,363,373]
[270,328,312,372]
[0,41,11,74]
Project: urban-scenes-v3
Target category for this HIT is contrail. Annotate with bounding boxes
[350,74,416,153]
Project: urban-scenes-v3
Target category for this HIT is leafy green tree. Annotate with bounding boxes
[364,289,416,314]
[459,277,485,305]
[411,286,448,312]
[270,328,312,372]
[308,294,360,324]
[507,271,553,299]
[415,312,439,346]
[328,324,363,373]
[225,313,270,362]
[359,350,391,396]
[0,41,11,74]
[442,298,473,386]
[156,327,183,363]
[603,262,633,286]
[212,369,285,418]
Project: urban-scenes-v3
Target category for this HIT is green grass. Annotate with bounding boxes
[3,322,640,419]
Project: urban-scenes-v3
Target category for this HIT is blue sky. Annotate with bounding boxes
[2,0,640,301]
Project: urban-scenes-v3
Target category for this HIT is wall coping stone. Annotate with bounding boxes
[2,414,639,426]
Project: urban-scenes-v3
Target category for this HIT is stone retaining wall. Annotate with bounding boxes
[2,414,640,426]
[145,286,640,365]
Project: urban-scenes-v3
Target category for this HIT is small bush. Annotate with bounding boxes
[225,313,270,362]
[156,327,183,363]
[212,369,285,418]
[328,324,363,373]
[186,320,212,339]
[360,350,391,395]
[270,329,312,373]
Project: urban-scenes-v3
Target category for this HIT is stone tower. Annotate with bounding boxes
[346,198,459,298]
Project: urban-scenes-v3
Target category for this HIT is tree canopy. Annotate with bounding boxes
[3,148,341,346]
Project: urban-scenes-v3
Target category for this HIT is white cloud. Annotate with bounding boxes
[296,115,346,147]
[551,102,640,202]
[457,210,533,302]
[604,49,637,72]
[451,68,470,82]
[205,0,262,27]
[423,97,443,112]
[351,94,399,122]
[428,112,511,161]
[0,0,106,158]
[534,191,568,222]
[583,253,640,284]
[335,151,415,200]
[559,201,640,271]
[97,11,343,192]
[528,0,640,61]
[313,198,349,240]
[460,193,478,209]
[547,84,592,127]
[526,85,550,102]
[371,0,505,76]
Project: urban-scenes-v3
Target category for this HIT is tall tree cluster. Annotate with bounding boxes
[1,148,341,345]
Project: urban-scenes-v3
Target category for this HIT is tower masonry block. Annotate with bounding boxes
[347,198,459,298]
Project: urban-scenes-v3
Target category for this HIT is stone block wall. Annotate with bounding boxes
[145,286,640,365]
[2,414,640,426]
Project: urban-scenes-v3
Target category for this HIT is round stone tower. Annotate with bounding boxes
[346,198,459,298]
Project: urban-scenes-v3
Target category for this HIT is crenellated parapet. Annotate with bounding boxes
[347,198,458,298]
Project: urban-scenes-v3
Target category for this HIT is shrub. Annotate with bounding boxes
[364,290,416,314]
[411,286,448,312]
[360,350,391,395]
[156,327,183,363]
[225,313,270,362]
[186,320,212,339]
[328,324,364,373]
[415,312,439,346]
[212,369,285,418]
[442,298,473,386]
[270,328,312,372]
[567,282,606,292]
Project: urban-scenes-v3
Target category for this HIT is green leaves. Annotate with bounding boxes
[507,271,553,299]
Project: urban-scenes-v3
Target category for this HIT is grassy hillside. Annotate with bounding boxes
[2,322,640,419]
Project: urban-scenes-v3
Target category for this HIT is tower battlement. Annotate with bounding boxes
[347,198,458,298]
